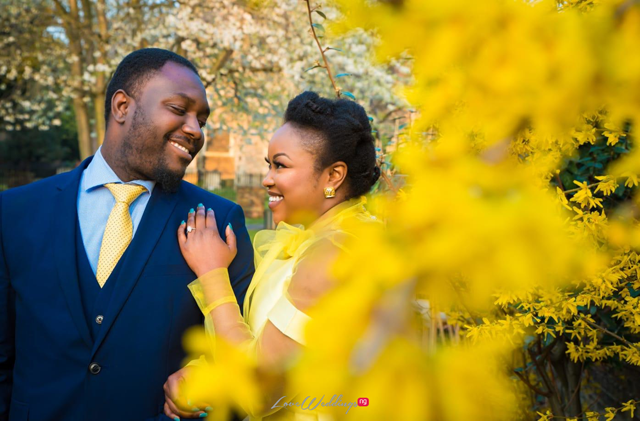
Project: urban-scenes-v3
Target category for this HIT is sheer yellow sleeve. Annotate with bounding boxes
[188,268,254,350]
[187,267,312,359]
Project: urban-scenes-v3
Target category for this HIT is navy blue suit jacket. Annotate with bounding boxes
[0,157,255,421]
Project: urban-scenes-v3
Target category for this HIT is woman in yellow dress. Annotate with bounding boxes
[163,91,380,420]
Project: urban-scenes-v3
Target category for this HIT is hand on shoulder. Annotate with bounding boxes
[177,204,237,277]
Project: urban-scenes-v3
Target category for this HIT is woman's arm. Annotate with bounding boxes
[193,239,337,365]
[174,205,340,417]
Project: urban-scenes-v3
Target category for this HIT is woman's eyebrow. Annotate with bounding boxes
[273,153,291,160]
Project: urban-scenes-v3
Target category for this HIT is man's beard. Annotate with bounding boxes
[122,107,185,193]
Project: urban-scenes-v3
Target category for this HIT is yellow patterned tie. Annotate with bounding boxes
[96,183,146,287]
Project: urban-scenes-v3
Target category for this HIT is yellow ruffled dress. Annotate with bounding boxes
[188,198,376,420]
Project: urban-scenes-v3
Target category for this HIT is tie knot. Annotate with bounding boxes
[104,183,146,205]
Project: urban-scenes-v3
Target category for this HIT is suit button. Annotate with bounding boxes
[89,362,101,375]
[95,315,104,324]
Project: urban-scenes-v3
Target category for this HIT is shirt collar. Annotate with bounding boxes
[82,146,156,194]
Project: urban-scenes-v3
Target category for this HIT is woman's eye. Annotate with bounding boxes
[274,162,285,169]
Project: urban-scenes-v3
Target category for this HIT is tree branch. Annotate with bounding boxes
[304,0,340,98]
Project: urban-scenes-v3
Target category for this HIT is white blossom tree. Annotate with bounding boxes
[0,0,410,160]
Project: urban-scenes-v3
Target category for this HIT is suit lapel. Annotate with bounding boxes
[91,186,179,357]
[54,158,93,349]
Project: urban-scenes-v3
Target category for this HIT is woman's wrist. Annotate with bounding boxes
[194,262,228,278]
[195,266,229,281]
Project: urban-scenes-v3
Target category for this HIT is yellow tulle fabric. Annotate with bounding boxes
[188,197,375,420]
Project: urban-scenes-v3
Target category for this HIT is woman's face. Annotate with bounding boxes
[263,123,336,225]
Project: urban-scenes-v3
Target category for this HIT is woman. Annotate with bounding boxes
[164,91,381,420]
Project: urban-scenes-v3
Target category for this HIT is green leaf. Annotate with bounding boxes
[614,146,629,154]
[342,91,356,100]
[315,10,327,19]
[399,123,408,130]
[335,73,351,78]
[325,47,344,53]
[304,65,320,72]
[312,23,325,32]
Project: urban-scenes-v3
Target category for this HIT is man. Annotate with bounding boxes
[0,48,254,421]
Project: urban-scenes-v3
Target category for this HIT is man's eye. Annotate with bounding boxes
[170,106,185,115]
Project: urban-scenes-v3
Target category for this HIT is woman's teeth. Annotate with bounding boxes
[269,195,283,202]
[170,141,191,157]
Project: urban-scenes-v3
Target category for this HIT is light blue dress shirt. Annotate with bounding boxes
[77,147,156,275]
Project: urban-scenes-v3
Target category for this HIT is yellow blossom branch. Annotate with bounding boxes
[581,317,640,350]
[563,182,605,195]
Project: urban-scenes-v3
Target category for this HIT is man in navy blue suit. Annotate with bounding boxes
[0,48,254,421]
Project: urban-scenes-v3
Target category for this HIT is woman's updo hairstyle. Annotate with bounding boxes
[283,91,380,199]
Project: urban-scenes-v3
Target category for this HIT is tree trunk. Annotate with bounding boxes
[56,0,93,159]
[93,90,106,148]
[94,0,109,147]
[73,97,93,159]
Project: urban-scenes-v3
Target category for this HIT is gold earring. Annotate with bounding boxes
[324,187,336,199]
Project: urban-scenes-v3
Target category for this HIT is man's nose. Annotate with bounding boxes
[182,116,202,141]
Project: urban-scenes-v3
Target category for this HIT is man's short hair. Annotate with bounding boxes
[104,48,199,123]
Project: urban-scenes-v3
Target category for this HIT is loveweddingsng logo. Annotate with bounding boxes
[271,394,369,414]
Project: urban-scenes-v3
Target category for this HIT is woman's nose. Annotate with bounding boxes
[262,171,274,188]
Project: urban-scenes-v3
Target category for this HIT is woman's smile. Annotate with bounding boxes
[268,192,284,209]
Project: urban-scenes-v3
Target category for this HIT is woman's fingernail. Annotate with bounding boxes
[199,413,208,418]
[181,220,186,225]
[198,203,204,208]
[228,223,233,232]
[173,417,180,421]
[205,406,212,412]
[189,208,195,213]
[192,407,200,411]
[207,208,212,212]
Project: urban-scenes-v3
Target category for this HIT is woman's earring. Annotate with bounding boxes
[324,187,336,199]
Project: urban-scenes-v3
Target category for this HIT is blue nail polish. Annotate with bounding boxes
[189,208,195,213]
[198,203,203,208]
[181,220,185,225]
[199,413,207,418]
[173,417,180,421]
[207,208,212,212]
[205,406,213,412]
[228,223,233,232]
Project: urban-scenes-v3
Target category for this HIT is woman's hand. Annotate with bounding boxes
[177,204,237,277]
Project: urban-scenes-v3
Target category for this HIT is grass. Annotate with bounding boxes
[246,217,264,226]
[210,187,237,202]
[206,188,266,241]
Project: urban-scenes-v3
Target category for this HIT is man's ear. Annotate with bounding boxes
[327,161,348,191]
[111,89,132,124]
